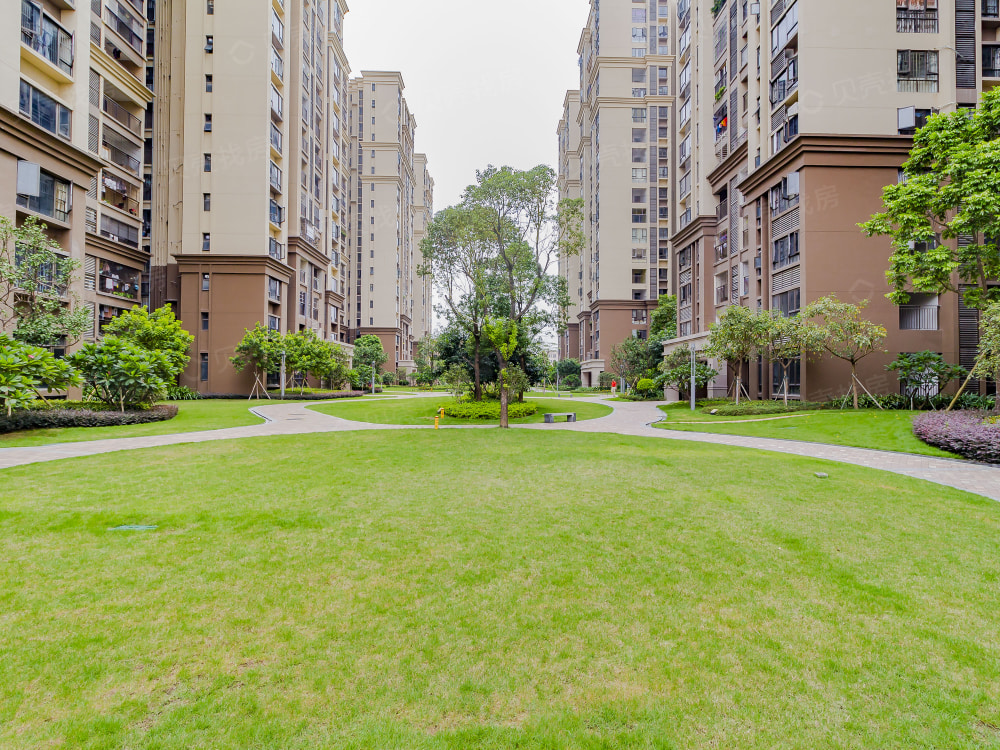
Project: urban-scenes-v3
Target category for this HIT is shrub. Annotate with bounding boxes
[707,401,828,417]
[930,392,996,411]
[854,393,911,411]
[0,404,178,434]
[913,411,1000,462]
[599,372,616,389]
[165,384,203,401]
[68,337,173,410]
[562,374,581,389]
[443,401,539,420]
[636,378,657,396]
[0,334,81,415]
[381,371,396,386]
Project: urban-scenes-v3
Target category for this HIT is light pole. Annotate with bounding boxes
[280,347,287,399]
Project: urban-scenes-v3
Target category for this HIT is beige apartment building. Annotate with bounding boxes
[660,0,992,401]
[347,71,432,372]
[563,0,675,385]
[146,0,354,393]
[412,151,434,352]
[3,0,152,349]
[557,90,583,361]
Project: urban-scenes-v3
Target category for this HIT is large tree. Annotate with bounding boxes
[705,305,769,404]
[762,312,825,405]
[802,297,887,409]
[608,336,658,393]
[861,89,1000,310]
[0,216,89,347]
[353,334,388,393]
[419,206,493,399]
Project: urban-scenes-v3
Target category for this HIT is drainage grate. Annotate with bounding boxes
[109,525,158,531]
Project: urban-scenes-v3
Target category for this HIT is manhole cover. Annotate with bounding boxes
[109,525,158,531]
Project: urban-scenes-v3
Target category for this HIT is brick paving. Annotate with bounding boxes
[1,396,998,502]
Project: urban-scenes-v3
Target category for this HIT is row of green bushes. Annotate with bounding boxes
[443,401,539,420]
[0,403,178,434]
[686,392,998,417]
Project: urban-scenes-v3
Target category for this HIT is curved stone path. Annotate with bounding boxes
[1,394,998,502]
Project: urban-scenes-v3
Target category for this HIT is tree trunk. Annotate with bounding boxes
[782,373,789,406]
[852,364,860,410]
[499,373,509,428]
[735,372,742,405]
[473,336,482,401]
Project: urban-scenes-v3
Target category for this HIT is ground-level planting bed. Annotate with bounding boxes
[309,396,612,425]
[2,431,998,749]
[0,399,269,448]
[656,404,957,458]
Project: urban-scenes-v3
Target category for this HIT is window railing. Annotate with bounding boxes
[896,9,938,33]
[269,200,284,226]
[899,305,939,331]
[269,237,285,260]
[985,0,1000,17]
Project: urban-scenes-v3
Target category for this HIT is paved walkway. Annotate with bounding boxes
[2,396,999,502]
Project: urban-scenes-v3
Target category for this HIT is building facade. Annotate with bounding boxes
[564,0,675,386]
[347,71,431,372]
[662,0,992,402]
[3,0,153,350]
[557,90,583,361]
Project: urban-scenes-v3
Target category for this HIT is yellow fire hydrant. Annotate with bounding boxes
[434,407,445,429]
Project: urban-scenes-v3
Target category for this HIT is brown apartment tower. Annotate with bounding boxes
[668,0,984,401]
[561,0,993,400]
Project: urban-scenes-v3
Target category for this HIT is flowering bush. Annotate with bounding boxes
[912,411,1000,463]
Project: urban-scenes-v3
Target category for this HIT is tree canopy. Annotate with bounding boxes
[861,89,1000,310]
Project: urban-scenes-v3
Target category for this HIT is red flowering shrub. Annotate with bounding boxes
[913,411,1000,463]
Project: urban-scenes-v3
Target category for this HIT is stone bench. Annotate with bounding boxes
[544,412,577,424]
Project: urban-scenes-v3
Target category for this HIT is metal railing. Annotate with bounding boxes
[104,7,143,54]
[103,96,142,136]
[896,9,938,33]
[102,140,141,176]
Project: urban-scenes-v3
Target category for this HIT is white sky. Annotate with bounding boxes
[344,0,590,211]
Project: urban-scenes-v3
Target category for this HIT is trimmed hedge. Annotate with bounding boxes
[443,401,539,420]
[913,411,1000,463]
[707,401,828,417]
[0,404,178,433]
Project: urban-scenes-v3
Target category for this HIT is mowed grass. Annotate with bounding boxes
[0,399,267,448]
[1,431,999,749]
[310,396,613,425]
[656,404,957,458]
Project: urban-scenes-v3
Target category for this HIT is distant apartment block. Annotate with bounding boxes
[561,0,675,385]
[348,71,432,371]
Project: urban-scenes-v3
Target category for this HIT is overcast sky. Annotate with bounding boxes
[344,0,590,211]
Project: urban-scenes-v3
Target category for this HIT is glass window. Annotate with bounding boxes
[18,80,70,139]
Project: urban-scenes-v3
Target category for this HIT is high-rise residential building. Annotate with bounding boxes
[3,0,152,348]
[557,90,583,361]
[412,151,434,349]
[348,71,431,371]
[664,0,989,401]
[566,0,675,386]
[147,0,353,393]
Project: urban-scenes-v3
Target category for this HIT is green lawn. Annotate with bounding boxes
[655,404,957,458]
[0,399,266,448]
[1,431,998,748]
[310,396,613,425]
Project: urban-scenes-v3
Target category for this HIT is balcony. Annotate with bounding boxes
[21,3,75,76]
[103,96,142,136]
[899,305,939,331]
[716,202,728,221]
[985,45,1000,78]
[101,139,142,177]
[104,6,144,55]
